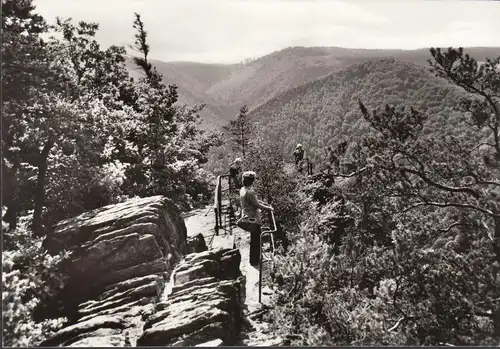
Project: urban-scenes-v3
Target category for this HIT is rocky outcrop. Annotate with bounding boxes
[137,247,245,346]
[40,274,160,346]
[39,197,245,347]
[42,196,191,319]
[39,196,197,346]
[186,233,208,255]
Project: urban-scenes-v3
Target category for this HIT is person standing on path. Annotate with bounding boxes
[293,144,305,173]
[228,157,243,218]
[229,157,243,189]
[239,171,274,266]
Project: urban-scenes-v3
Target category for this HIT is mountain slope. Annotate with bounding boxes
[247,58,478,163]
[125,58,234,129]
[207,47,499,110]
[150,60,236,95]
[205,47,344,109]
[127,47,499,130]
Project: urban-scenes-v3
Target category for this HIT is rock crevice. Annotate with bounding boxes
[138,247,244,347]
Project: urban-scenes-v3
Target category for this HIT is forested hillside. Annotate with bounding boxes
[247,58,488,164]
[203,47,500,345]
[125,58,233,129]
[206,46,499,109]
[142,46,499,128]
[261,47,500,346]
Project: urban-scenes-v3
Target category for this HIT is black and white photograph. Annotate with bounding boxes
[2,0,500,347]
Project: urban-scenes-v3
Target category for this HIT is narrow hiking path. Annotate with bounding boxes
[182,205,281,346]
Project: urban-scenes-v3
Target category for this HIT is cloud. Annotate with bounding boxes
[34,0,500,63]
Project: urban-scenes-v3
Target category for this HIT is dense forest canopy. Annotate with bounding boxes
[261,48,500,346]
[206,45,500,347]
[146,46,499,126]
[246,58,493,164]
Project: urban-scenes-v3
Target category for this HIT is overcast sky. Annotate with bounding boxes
[34,0,500,64]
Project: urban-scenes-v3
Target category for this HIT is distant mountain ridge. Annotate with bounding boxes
[125,46,500,129]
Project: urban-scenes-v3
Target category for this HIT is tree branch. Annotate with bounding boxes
[387,316,406,332]
[437,222,470,233]
[401,201,499,218]
[474,310,494,319]
[399,167,481,199]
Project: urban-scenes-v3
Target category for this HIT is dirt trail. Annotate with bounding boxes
[182,205,279,346]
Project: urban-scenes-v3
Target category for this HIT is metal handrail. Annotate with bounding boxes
[214,175,223,235]
[295,157,313,176]
[214,174,235,237]
[259,209,277,303]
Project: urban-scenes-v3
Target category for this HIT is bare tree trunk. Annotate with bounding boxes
[241,123,245,157]
[33,137,54,237]
[2,158,20,230]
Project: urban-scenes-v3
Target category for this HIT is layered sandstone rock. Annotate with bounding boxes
[39,197,246,347]
[40,196,203,346]
[137,247,244,346]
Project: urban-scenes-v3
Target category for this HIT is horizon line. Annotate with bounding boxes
[133,45,500,65]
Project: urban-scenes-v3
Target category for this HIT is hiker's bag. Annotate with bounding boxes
[237,190,262,231]
[237,215,261,231]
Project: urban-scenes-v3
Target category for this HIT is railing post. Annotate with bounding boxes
[218,177,222,229]
[259,232,263,303]
[259,211,276,304]
[228,175,233,235]
[214,208,219,236]
[214,176,223,236]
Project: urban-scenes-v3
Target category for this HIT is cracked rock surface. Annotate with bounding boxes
[40,196,202,347]
[137,247,245,346]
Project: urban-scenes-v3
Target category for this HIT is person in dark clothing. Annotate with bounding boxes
[293,144,305,172]
[337,141,348,156]
[293,144,304,164]
[228,158,243,218]
[229,158,243,189]
[239,171,274,266]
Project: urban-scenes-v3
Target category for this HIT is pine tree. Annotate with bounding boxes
[223,105,253,157]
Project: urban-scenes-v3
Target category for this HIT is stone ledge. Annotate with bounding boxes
[137,247,244,346]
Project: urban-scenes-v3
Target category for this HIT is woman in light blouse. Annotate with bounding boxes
[239,171,274,266]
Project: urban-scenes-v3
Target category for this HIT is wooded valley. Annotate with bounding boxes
[2,0,500,346]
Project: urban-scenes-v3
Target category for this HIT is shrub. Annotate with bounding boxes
[2,212,68,347]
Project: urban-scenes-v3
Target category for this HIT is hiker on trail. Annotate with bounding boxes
[229,158,243,189]
[294,144,304,165]
[293,144,305,172]
[228,157,243,217]
[238,171,274,266]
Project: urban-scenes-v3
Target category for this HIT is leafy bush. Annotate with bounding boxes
[2,213,69,347]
